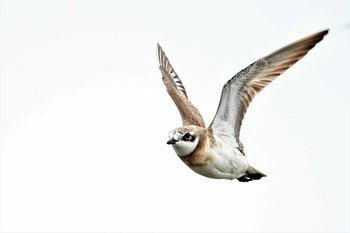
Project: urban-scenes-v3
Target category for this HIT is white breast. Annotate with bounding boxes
[190,137,249,180]
[172,137,199,157]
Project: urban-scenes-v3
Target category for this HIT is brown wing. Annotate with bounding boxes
[157,44,205,127]
[209,30,329,146]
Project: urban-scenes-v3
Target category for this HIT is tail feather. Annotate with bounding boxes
[237,166,266,182]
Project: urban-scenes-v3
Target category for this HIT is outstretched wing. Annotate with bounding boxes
[157,44,205,127]
[209,30,329,147]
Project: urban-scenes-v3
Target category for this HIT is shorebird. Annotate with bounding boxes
[157,30,328,182]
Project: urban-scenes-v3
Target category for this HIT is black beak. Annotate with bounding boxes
[167,138,178,145]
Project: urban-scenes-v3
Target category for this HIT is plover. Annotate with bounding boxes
[157,30,328,182]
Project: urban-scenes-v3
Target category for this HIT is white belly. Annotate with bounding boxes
[190,146,249,180]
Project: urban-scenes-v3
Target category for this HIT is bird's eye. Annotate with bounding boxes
[183,132,194,141]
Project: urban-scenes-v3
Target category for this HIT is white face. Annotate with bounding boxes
[167,129,199,157]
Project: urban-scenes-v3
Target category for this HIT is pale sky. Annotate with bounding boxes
[1,0,349,232]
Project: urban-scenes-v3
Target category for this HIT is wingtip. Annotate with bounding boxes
[157,43,163,54]
[319,28,330,37]
[304,29,329,42]
[313,29,329,41]
[310,29,329,46]
[156,43,162,67]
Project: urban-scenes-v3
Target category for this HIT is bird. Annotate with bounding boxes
[157,29,328,182]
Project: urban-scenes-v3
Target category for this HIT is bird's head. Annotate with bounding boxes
[167,126,200,157]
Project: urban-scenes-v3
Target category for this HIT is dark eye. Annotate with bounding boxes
[183,132,195,142]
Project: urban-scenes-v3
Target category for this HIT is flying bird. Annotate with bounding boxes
[157,30,328,182]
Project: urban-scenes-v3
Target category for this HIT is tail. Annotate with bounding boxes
[237,166,267,182]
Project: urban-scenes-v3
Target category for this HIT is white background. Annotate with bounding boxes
[1,0,349,232]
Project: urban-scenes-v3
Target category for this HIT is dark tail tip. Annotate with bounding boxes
[237,166,266,182]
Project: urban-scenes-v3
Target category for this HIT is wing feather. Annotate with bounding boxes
[157,44,206,127]
[157,44,188,97]
[209,30,329,146]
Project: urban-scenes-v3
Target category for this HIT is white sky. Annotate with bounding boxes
[1,0,349,232]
